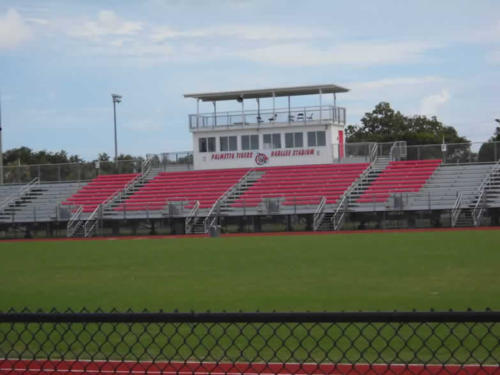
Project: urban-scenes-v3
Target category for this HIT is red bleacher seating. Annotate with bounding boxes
[231,163,370,207]
[115,168,250,211]
[62,173,139,212]
[357,159,441,203]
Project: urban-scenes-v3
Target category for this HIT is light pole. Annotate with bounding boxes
[111,94,122,161]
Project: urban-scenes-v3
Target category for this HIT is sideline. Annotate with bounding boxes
[1,226,499,243]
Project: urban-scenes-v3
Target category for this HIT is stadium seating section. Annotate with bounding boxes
[232,163,370,207]
[357,160,442,203]
[116,168,250,211]
[62,174,139,212]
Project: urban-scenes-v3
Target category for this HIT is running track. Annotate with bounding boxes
[1,360,499,375]
[1,226,500,243]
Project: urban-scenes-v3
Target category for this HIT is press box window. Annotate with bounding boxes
[199,137,216,152]
[241,135,259,150]
[307,131,326,147]
[220,136,237,151]
[285,132,303,148]
[263,133,281,149]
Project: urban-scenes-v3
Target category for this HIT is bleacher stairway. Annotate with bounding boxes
[0,182,86,223]
[103,167,162,219]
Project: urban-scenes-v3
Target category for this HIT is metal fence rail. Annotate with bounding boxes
[1,310,499,375]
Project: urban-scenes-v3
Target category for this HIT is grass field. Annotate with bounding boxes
[1,229,499,312]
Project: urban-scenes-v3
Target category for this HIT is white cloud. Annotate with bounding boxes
[348,76,444,91]
[68,10,142,40]
[419,89,451,116]
[151,25,330,42]
[0,9,32,49]
[236,41,438,66]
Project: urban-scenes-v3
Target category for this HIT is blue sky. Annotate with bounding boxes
[1,0,500,160]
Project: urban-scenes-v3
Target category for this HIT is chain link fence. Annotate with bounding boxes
[0,160,145,184]
[345,141,500,164]
[1,310,499,375]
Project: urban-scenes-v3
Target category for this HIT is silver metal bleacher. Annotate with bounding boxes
[405,163,497,210]
[0,181,88,223]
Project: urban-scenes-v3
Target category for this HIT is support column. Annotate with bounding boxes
[272,92,276,118]
[196,99,200,128]
[212,101,217,127]
[319,88,322,123]
[241,96,245,125]
[287,96,291,123]
[257,98,260,123]
[333,92,337,123]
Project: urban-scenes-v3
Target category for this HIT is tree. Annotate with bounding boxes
[3,147,83,165]
[346,102,470,162]
[96,153,111,162]
[478,127,500,162]
[346,102,468,145]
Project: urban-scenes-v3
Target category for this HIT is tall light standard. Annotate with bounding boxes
[111,94,122,161]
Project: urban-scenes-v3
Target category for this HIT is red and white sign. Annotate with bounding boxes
[209,149,316,165]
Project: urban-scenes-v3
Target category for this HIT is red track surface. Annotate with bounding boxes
[1,360,499,375]
[1,226,499,243]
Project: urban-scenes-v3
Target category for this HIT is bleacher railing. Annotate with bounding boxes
[345,140,500,164]
[188,105,346,129]
[0,160,145,184]
[0,177,39,213]
[1,310,499,375]
[472,159,500,226]
[451,192,464,227]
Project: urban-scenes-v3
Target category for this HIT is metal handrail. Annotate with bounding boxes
[450,192,464,227]
[185,201,200,234]
[192,105,338,117]
[312,196,326,231]
[82,204,102,237]
[189,105,346,129]
[369,143,378,162]
[332,193,349,230]
[471,159,500,226]
[0,177,39,212]
[66,206,83,237]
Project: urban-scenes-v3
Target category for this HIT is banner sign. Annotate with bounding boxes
[210,149,316,165]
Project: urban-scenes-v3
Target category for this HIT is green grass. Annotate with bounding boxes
[1,230,500,364]
[1,229,499,311]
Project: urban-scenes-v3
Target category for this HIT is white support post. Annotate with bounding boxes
[272,92,275,117]
[196,99,200,128]
[241,97,245,125]
[319,88,322,123]
[213,101,217,127]
[333,92,337,123]
[257,98,260,123]
[288,96,291,124]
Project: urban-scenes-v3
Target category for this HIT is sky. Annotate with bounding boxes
[1,0,500,160]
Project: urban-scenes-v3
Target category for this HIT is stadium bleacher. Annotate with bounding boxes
[115,168,250,211]
[231,163,370,208]
[62,174,139,212]
[357,160,442,203]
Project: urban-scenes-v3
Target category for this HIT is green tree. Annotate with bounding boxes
[346,102,470,162]
[478,127,500,162]
[346,102,468,145]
